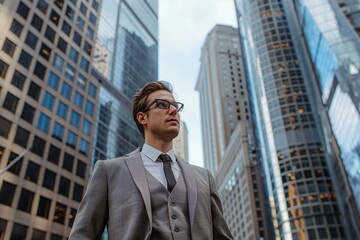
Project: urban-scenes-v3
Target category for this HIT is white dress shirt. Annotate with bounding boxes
[140,143,180,188]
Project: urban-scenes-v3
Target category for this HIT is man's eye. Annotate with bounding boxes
[158,100,169,108]
[172,103,179,109]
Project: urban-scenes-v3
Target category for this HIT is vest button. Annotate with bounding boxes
[174,227,180,232]
[171,214,177,219]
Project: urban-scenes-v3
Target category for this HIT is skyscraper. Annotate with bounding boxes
[287,0,360,238]
[173,120,189,161]
[235,0,344,239]
[196,24,271,239]
[0,0,101,238]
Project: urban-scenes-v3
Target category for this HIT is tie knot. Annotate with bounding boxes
[159,154,171,163]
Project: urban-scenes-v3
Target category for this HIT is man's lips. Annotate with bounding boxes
[166,118,179,124]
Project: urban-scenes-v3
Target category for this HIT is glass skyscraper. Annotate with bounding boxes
[235,0,344,239]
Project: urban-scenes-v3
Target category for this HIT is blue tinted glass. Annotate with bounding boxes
[79,138,89,155]
[61,82,72,99]
[88,82,96,98]
[89,12,96,25]
[67,130,77,148]
[74,91,84,108]
[69,47,79,63]
[77,73,87,90]
[37,112,50,133]
[65,64,76,81]
[85,100,94,116]
[70,110,81,127]
[47,71,60,90]
[82,118,92,135]
[76,16,85,30]
[57,101,68,119]
[53,54,64,72]
[42,91,55,110]
[53,121,64,140]
[80,57,89,72]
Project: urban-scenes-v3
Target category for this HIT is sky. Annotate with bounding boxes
[158,0,237,167]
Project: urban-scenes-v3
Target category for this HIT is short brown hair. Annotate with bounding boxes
[132,81,173,137]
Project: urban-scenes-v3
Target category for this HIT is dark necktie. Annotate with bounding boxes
[159,154,176,192]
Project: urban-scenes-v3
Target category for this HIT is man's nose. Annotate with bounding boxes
[168,104,178,115]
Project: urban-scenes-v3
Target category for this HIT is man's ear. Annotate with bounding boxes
[136,112,147,124]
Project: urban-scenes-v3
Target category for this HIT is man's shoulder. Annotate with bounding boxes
[97,148,141,166]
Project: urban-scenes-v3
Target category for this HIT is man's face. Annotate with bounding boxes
[140,90,181,142]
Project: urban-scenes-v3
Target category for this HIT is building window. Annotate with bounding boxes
[69,47,79,63]
[76,160,86,178]
[48,71,60,90]
[0,59,9,78]
[89,12,97,25]
[65,63,76,81]
[25,31,38,49]
[0,116,12,138]
[39,43,51,60]
[82,118,92,136]
[88,82,97,98]
[3,92,19,113]
[80,57,89,72]
[65,6,75,20]
[57,101,68,119]
[33,61,47,80]
[86,26,94,40]
[53,202,67,224]
[21,103,35,123]
[2,38,17,57]
[53,54,64,72]
[11,70,26,90]
[14,126,30,148]
[85,100,94,116]
[76,16,85,30]
[51,233,63,240]
[69,208,77,227]
[48,144,61,165]
[80,2,87,15]
[50,10,60,25]
[70,110,80,128]
[66,130,77,148]
[45,26,56,42]
[10,19,23,37]
[79,138,89,155]
[61,82,72,99]
[62,20,72,35]
[31,14,44,32]
[32,229,46,239]
[37,196,51,218]
[72,183,84,202]
[25,161,40,183]
[27,81,41,100]
[73,91,84,109]
[73,31,82,46]
[16,2,30,19]
[17,188,34,213]
[58,176,70,197]
[0,181,16,206]
[10,223,28,240]
[92,0,99,11]
[83,41,92,55]
[42,91,55,110]
[7,152,23,175]
[77,73,87,89]
[57,37,67,53]
[37,112,51,133]
[31,135,46,157]
[52,122,64,140]
[37,0,49,15]
[55,0,64,10]
[63,152,74,172]
[18,50,32,68]
[0,218,7,239]
[42,169,56,190]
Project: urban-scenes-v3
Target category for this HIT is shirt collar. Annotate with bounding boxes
[142,143,176,163]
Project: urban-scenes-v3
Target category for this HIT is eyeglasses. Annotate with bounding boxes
[143,99,184,112]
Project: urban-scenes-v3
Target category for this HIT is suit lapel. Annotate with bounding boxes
[177,157,197,227]
[125,150,152,226]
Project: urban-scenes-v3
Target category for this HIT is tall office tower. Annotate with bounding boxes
[0,0,100,239]
[91,0,158,167]
[173,120,189,161]
[196,24,271,239]
[235,0,345,239]
[335,0,360,36]
[287,0,360,238]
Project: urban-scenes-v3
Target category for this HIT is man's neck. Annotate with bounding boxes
[145,138,173,153]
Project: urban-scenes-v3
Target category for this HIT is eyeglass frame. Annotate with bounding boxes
[142,99,184,112]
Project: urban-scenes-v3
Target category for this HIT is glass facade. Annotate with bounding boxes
[235,0,344,239]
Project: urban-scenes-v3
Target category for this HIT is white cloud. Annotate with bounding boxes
[159,0,237,167]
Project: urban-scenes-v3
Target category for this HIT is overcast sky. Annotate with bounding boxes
[159,0,237,167]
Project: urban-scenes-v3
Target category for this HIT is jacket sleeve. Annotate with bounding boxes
[208,170,234,239]
[69,160,108,240]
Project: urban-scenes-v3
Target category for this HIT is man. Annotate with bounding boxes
[69,81,233,239]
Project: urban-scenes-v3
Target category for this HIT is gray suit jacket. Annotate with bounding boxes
[69,149,233,239]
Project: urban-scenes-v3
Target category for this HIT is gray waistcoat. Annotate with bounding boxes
[145,170,191,240]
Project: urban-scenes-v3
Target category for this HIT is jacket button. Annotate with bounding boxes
[170,202,175,206]
[174,227,180,232]
[171,214,177,219]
